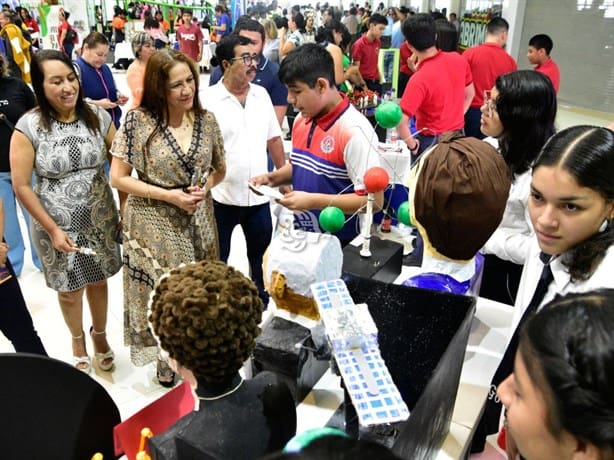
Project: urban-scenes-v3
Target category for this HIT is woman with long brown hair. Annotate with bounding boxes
[110,49,226,386]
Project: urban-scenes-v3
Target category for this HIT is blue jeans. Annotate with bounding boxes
[213,201,272,305]
[0,258,47,355]
[0,172,41,275]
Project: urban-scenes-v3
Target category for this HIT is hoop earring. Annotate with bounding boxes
[598,219,609,233]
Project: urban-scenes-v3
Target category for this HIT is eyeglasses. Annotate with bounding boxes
[483,89,497,118]
[230,53,260,66]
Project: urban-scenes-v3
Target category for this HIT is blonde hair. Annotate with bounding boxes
[262,18,278,40]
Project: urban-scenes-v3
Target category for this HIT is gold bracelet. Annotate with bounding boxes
[146,184,151,201]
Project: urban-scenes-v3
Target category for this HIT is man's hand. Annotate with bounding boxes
[249,174,273,187]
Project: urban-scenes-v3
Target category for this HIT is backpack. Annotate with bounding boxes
[64,27,77,45]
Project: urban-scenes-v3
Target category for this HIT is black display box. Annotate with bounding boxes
[342,237,404,284]
[252,316,330,403]
[341,275,476,459]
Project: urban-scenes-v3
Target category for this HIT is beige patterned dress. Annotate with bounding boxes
[111,108,225,366]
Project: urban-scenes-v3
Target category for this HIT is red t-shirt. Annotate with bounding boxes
[399,41,414,76]
[400,50,473,135]
[177,23,203,62]
[535,58,560,93]
[352,34,381,80]
[463,42,517,108]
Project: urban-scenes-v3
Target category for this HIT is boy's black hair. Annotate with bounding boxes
[402,13,436,51]
[529,33,554,55]
[368,12,387,26]
[234,15,266,43]
[278,43,335,88]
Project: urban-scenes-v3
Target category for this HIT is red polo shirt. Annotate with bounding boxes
[463,42,517,108]
[535,58,560,93]
[352,33,381,80]
[400,50,473,135]
[399,41,414,76]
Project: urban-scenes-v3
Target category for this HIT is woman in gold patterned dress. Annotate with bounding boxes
[110,49,225,386]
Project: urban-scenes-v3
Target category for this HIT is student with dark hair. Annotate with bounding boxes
[148,260,296,460]
[462,17,517,139]
[498,289,614,460]
[527,33,560,93]
[480,70,557,304]
[250,44,383,245]
[351,12,387,93]
[176,9,203,62]
[473,125,614,453]
[397,13,474,157]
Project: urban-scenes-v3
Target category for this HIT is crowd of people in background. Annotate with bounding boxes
[1,1,613,459]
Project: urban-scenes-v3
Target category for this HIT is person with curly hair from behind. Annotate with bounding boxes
[148,260,297,460]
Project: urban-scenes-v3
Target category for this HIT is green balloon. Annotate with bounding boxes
[284,427,348,453]
[397,201,412,226]
[374,101,403,129]
[319,206,345,233]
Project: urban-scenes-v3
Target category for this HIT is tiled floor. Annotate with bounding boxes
[1,70,612,457]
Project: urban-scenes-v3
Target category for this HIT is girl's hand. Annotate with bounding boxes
[50,228,78,253]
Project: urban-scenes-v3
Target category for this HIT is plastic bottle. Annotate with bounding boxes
[386,127,399,145]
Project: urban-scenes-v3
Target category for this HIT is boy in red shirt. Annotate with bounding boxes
[176,9,203,63]
[527,34,560,93]
[352,13,387,94]
[397,13,474,158]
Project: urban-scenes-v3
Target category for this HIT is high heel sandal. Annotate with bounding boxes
[72,333,91,374]
[156,357,176,388]
[90,327,115,371]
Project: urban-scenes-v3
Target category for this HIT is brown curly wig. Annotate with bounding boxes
[149,260,264,384]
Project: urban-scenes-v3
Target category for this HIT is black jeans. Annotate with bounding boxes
[0,259,47,355]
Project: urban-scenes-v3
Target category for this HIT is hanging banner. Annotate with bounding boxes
[37,5,61,51]
[458,6,502,51]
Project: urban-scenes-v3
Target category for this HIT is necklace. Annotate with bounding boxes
[197,378,244,401]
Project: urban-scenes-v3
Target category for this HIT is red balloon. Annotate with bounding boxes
[363,167,390,193]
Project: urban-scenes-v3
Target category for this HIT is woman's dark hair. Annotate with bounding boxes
[495,70,557,178]
[149,260,263,384]
[534,125,614,280]
[274,16,288,31]
[30,50,101,133]
[434,19,458,51]
[82,31,109,48]
[291,11,306,32]
[315,19,343,45]
[519,290,614,453]
[144,16,159,30]
[140,49,204,153]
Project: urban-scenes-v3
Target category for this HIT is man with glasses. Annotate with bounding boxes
[200,34,286,306]
[209,16,287,127]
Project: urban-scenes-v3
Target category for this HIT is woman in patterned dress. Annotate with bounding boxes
[110,49,226,386]
[11,50,121,373]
